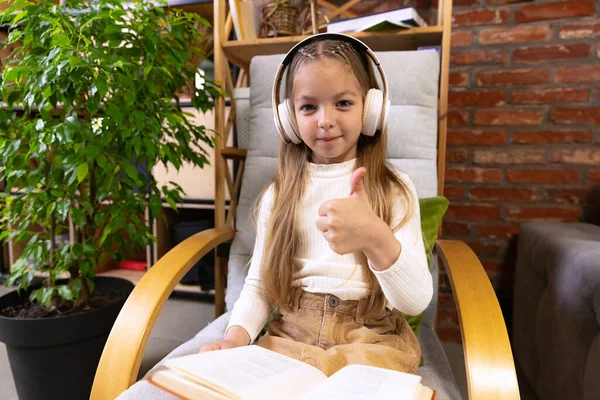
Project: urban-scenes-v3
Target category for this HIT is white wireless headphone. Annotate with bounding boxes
[272,33,390,144]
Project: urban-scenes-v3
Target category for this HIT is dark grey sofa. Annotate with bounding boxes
[513,222,600,400]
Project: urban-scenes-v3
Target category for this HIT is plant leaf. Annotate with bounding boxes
[77,164,89,183]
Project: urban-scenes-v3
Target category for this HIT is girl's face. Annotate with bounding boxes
[292,58,364,165]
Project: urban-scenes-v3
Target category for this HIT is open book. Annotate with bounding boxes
[148,345,434,400]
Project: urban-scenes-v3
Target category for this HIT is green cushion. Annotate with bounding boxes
[403,196,449,364]
[419,196,450,263]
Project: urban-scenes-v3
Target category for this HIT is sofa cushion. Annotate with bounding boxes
[514,222,600,400]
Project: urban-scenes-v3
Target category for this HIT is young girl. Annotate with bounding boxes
[201,34,433,376]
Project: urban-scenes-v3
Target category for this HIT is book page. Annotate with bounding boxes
[149,370,231,400]
[163,345,327,400]
[362,20,415,32]
[298,364,423,400]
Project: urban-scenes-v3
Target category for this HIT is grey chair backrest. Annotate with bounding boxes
[227,50,440,327]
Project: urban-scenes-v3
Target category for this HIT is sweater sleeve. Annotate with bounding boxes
[226,185,275,342]
[368,173,433,316]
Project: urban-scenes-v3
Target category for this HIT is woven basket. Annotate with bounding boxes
[259,2,299,38]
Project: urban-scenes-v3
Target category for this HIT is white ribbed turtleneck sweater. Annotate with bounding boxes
[227,159,432,342]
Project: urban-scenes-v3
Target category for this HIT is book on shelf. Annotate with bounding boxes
[229,0,260,40]
[327,7,428,34]
[228,0,245,40]
[147,345,435,400]
[238,0,259,40]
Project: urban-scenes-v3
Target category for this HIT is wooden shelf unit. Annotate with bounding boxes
[210,0,453,316]
[222,26,444,69]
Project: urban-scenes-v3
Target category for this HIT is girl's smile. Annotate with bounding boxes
[318,136,340,143]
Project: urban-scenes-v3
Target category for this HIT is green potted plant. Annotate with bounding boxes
[0,0,219,398]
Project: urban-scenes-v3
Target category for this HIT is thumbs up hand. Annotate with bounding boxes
[349,167,367,200]
[316,167,379,255]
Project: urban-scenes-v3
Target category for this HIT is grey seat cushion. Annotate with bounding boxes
[418,326,463,400]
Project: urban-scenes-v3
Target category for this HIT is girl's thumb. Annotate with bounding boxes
[349,167,366,197]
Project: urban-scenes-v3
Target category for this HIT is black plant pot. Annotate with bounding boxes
[0,276,134,400]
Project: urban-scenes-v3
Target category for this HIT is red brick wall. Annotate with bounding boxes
[440,0,599,342]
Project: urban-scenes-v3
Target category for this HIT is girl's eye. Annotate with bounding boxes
[337,100,353,108]
[299,104,315,112]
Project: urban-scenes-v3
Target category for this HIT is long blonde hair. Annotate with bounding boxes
[259,39,416,314]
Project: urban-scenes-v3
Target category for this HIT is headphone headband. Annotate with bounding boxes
[272,33,389,144]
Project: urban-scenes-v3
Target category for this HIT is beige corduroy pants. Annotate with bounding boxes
[257,290,421,377]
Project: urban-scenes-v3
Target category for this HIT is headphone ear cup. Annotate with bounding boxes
[277,100,302,144]
[381,98,390,133]
[362,89,383,137]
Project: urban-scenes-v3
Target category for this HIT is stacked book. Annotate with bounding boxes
[327,7,427,34]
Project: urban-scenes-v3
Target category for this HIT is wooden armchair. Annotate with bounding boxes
[91,48,520,400]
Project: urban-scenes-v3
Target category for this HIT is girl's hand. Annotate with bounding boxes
[199,325,250,352]
[199,339,245,352]
[316,167,383,255]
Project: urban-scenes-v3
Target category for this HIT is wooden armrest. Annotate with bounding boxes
[90,228,236,400]
[436,240,520,400]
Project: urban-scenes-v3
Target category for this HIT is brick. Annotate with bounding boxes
[450,50,507,65]
[476,223,521,239]
[486,0,533,3]
[442,221,471,236]
[512,43,590,63]
[448,91,506,107]
[588,169,600,185]
[596,42,600,58]
[555,65,600,83]
[349,0,400,14]
[438,308,459,329]
[472,150,545,164]
[446,167,503,183]
[449,72,469,87]
[512,88,590,104]
[477,69,550,86]
[474,109,546,125]
[550,149,600,165]
[467,241,503,258]
[447,129,507,145]
[446,204,502,220]
[512,130,592,144]
[444,186,464,200]
[481,260,506,273]
[437,327,462,343]
[506,169,579,184]
[559,22,600,39]
[446,150,468,164]
[547,188,591,204]
[479,25,551,45]
[552,107,600,124]
[451,31,473,47]
[452,9,509,26]
[448,110,469,126]
[506,206,582,222]
[468,187,539,202]
[453,0,479,5]
[515,0,596,23]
